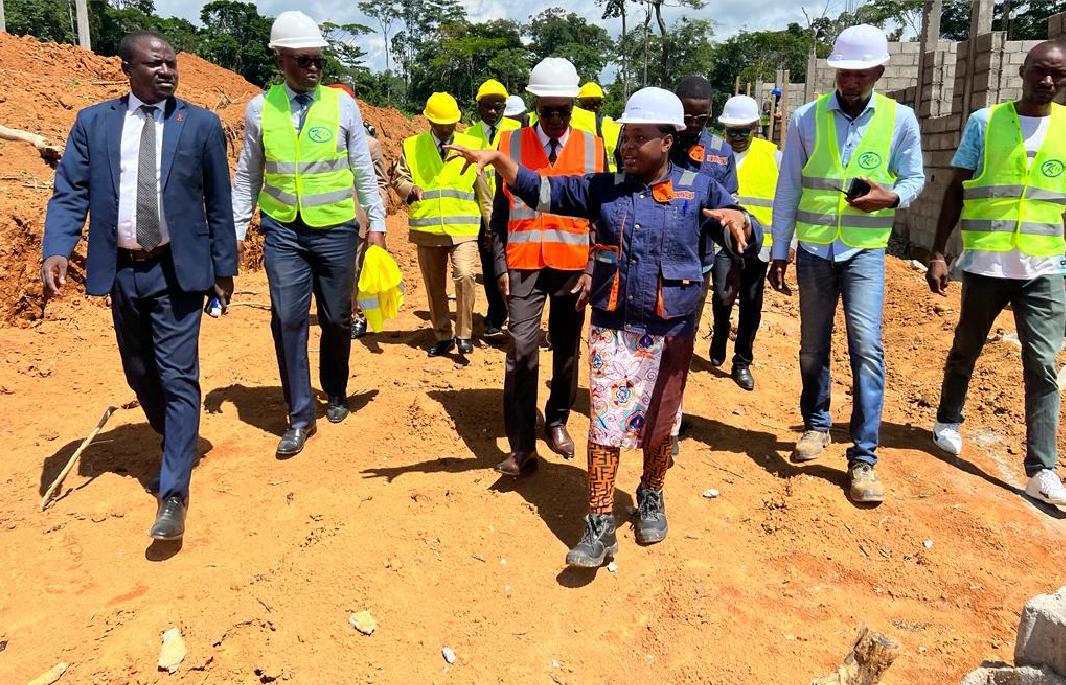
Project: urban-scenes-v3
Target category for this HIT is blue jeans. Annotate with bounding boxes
[796,248,885,465]
[263,214,360,429]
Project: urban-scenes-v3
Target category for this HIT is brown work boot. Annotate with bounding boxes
[791,429,830,463]
[495,451,538,477]
[847,463,885,504]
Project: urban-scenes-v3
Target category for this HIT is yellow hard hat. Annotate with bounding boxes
[476,79,508,102]
[423,92,461,125]
[578,82,604,100]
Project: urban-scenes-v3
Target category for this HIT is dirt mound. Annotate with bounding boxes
[0,33,424,325]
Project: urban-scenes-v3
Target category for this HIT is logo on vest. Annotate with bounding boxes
[857,152,882,171]
[1041,159,1065,178]
[308,126,333,144]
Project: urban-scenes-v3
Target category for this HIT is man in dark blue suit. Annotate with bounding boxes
[41,32,236,542]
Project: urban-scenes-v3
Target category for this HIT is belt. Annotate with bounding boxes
[118,244,170,262]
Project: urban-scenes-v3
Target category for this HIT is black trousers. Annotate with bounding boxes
[709,251,769,367]
[110,250,204,500]
[478,224,507,330]
[504,268,585,454]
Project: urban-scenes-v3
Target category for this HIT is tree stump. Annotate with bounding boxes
[811,627,900,685]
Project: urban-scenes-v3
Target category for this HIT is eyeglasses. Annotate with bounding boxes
[725,128,753,138]
[538,105,573,120]
[292,55,325,70]
[683,114,710,126]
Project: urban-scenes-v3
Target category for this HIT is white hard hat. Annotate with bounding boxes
[269,11,328,49]
[526,58,580,98]
[827,24,890,70]
[503,95,527,116]
[617,87,684,131]
[718,95,760,126]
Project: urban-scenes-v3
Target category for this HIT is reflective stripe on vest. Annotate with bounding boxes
[795,92,898,248]
[467,118,521,194]
[258,85,356,228]
[736,137,780,247]
[960,102,1066,257]
[403,130,482,238]
[501,126,605,270]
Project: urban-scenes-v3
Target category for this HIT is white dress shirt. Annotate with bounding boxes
[231,84,387,240]
[116,92,169,250]
[534,124,570,158]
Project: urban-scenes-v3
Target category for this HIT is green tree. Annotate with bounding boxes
[358,0,401,77]
[597,0,632,97]
[526,8,614,83]
[942,0,1066,39]
[852,0,924,40]
[196,0,275,86]
[5,0,77,43]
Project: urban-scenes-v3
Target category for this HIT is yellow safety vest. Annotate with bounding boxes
[259,85,355,227]
[961,102,1066,256]
[796,92,898,248]
[570,106,620,172]
[466,117,521,193]
[403,130,482,238]
[736,137,779,248]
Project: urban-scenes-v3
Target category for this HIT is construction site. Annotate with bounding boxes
[1,0,1066,682]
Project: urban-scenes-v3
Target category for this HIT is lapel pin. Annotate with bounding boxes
[175,113,185,122]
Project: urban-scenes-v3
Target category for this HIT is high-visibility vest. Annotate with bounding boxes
[736,137,779,247]
[500,126,605,270]
[466,117,521,193]
[357,245,405,333]
[403,130,482,238]
[570,106,620,172]
[795,92,898,248]
[258,85,356,227]
[961,102,1066,256]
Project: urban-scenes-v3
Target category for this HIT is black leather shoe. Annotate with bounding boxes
[483,325,505,340]
[276,424,317,458]
[326,397,349,424]
[495,451,538,477]
[148,495,186,541]
[351,317,368,339]
[566,513,618,567]
[456,337,474,354]
[731,365,755,391]
[634,484,668,545]
[428,339,455,357]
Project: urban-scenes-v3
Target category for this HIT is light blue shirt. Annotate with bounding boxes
[771,91,925,262]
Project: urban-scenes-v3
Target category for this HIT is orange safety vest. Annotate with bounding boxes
[500,126,605,271]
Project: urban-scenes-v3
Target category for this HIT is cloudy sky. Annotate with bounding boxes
[156,0,847,73]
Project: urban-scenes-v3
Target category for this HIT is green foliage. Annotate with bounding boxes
[527,8,614,82]
[942,0,1066,40]
[195,1,276,86]
[5,0,78,43]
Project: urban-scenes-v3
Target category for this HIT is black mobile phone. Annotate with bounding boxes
[845,177,872,200]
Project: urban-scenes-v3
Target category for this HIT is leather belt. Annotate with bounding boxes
[118,244,170,262]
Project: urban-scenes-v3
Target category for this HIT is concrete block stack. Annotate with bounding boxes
[957,587,1066,685]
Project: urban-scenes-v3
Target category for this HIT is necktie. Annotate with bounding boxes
[548,138,559,164]
[294,93,313,131]
[487,125,496,144]
[135,104,162,251]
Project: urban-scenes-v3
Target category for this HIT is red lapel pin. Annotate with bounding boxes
[175,113,185,122]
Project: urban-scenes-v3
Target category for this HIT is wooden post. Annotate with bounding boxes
[781,69,790,144]
[0,0,6,34]
[75,0,91,51]
[745,82,751,96]
[734,76,740,96]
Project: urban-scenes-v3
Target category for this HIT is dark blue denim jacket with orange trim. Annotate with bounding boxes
[509,164,762,337]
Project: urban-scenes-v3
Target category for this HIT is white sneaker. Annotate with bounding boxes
[1025,470,1066,505]
[932,421,963,456]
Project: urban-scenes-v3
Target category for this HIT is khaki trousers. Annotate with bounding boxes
[416,242,478,340]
